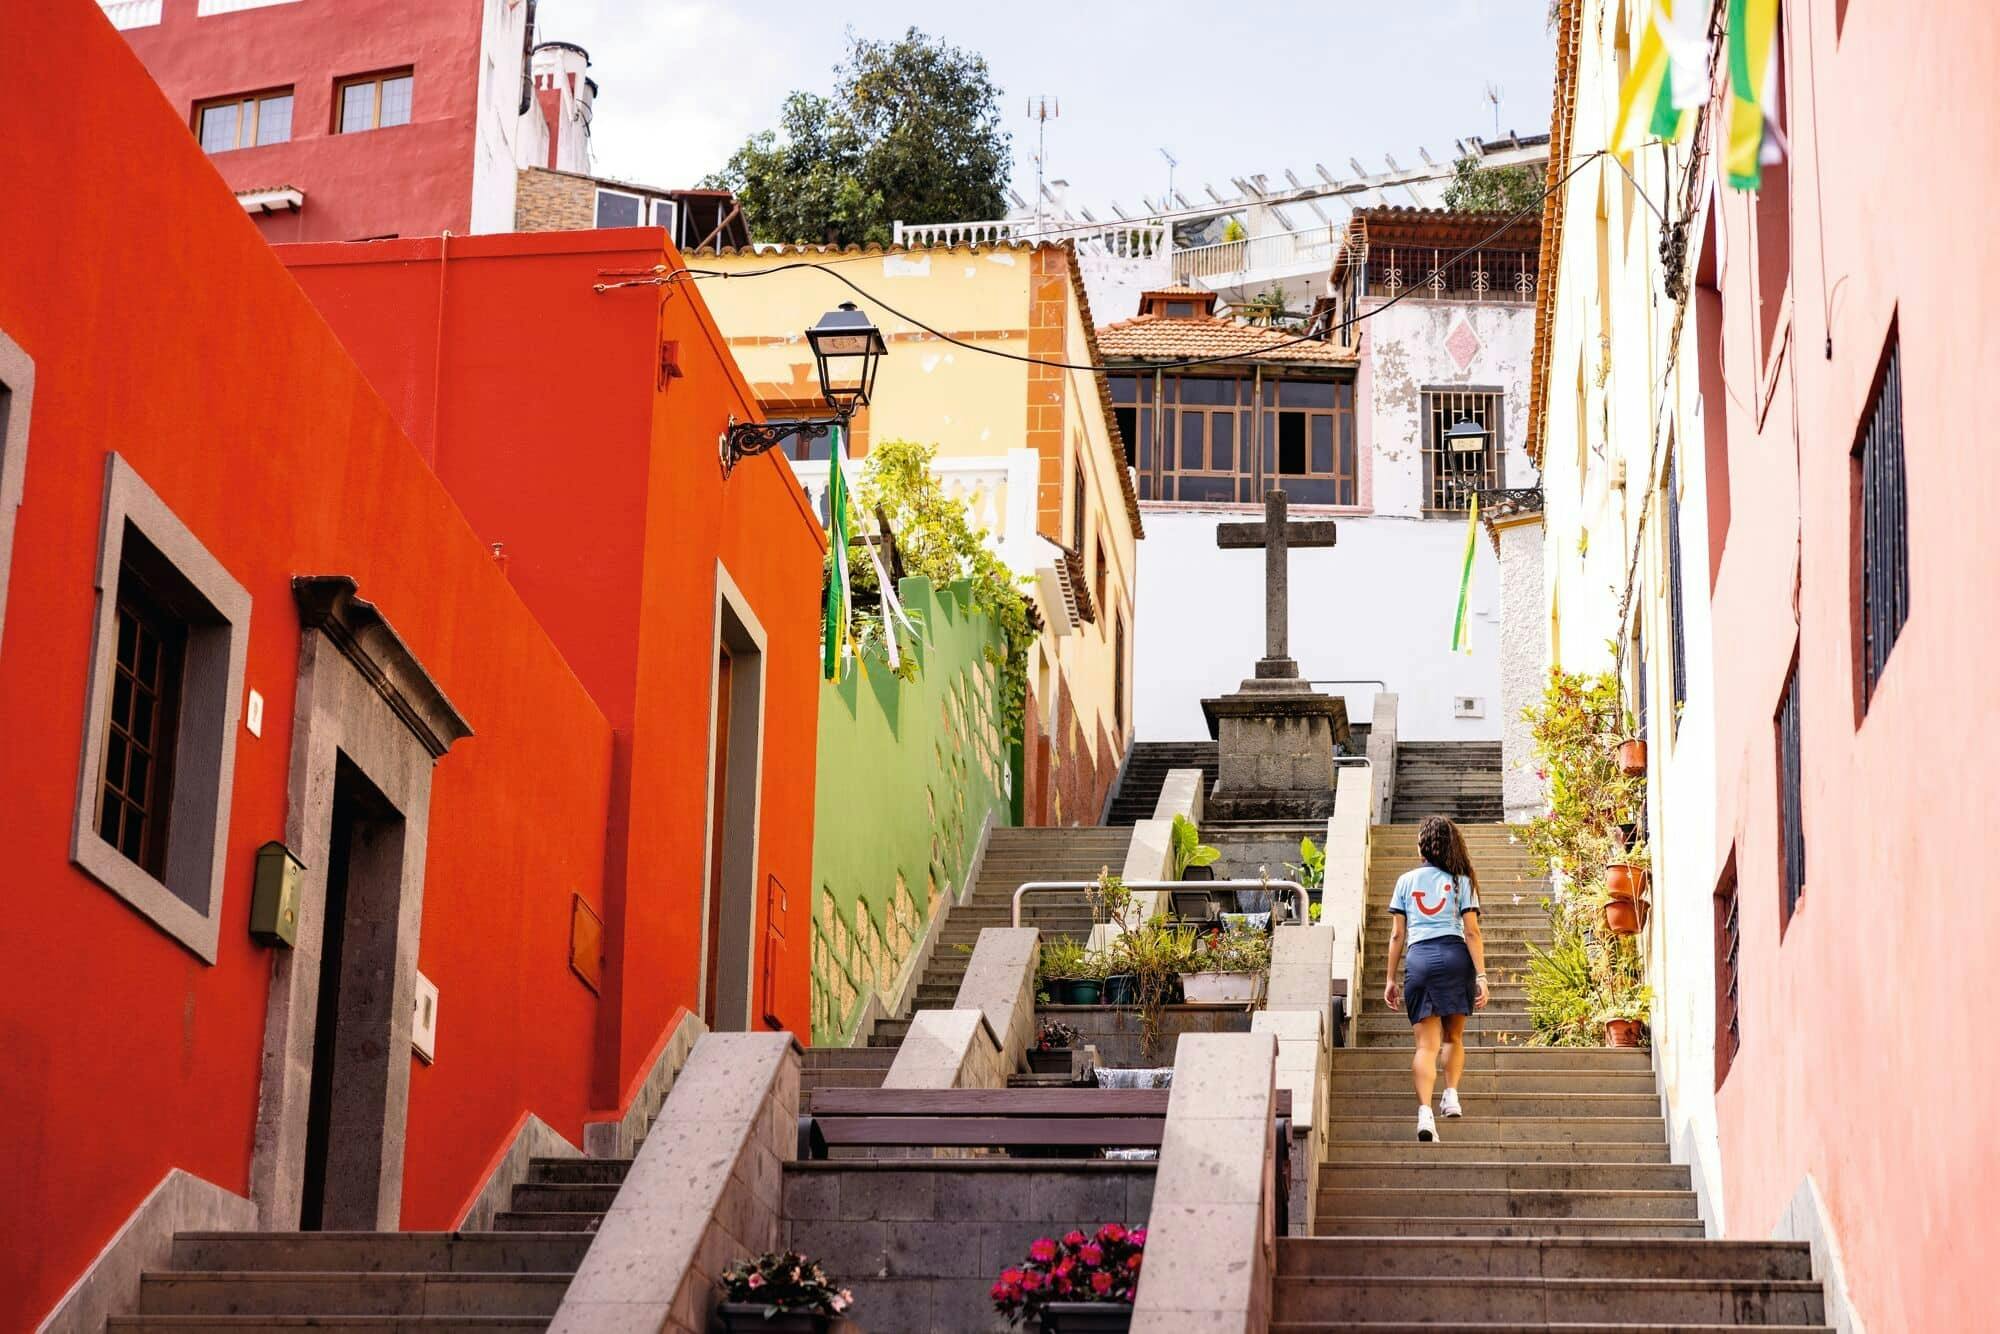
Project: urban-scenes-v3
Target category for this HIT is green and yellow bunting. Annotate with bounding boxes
[1724,0,1782,190]
[821,425,851,682]
[1612,0,1708,153]
[1451,493,1479,655]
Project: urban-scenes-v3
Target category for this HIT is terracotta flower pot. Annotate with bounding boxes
[1604,1018,1646,1048]
[1605,862,1648,900]
[1617,737,1647,776]
[1600,896,1644,936]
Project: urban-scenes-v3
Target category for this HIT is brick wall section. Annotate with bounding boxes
[1028,248,1070,537]
[514,167,593,232]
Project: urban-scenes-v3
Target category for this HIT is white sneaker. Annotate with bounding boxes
[1416,1105,1438,1142]
[1439,1088,1463,1119]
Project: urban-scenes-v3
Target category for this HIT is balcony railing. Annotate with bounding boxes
[1358,243,1537,303]
[891,218,1167,259]
[1171,226,1343,288]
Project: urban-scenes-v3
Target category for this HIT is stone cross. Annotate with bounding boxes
[1216,488,1337,678]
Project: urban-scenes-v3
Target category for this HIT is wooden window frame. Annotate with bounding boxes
[71,454,251,963]
[334,69,414,134]
[1265,377,1356,506]
[194,88,294,153]
[1714,851,1741,1089]
[99,558,189,879]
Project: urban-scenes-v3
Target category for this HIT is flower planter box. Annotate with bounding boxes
[1028,1047,1075,1075]
[715,1304,831,1333]
[1039,1301,1134,1333]
[1179,970,1258,1004]
[1604,1018,1647,1048]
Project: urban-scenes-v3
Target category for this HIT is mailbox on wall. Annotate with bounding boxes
[250,840,304,947]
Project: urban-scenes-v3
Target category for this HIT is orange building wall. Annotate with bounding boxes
[282,231,826,1104]
[0,5,620,1323]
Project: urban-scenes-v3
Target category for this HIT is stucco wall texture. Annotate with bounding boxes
[809,577,1013,1043]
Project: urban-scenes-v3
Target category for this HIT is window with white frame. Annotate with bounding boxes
[595,189,644,228]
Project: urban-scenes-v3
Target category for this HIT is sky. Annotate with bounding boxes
[542,0,1558,216]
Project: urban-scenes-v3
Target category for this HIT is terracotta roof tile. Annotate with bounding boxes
[1096,312,1356,367]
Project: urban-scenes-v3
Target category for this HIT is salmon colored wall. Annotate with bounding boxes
[283,230,826,1105]
[117,0,485,242]
[1704,6,2000,1330]
[0,6,620,1324]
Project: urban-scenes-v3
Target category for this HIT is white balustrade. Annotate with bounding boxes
[98,0,162,28]
[892,218,1167,261]
[1171,225,1344,288]
[196,0,302,13]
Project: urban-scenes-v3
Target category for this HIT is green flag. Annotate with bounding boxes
[821,425,852,681]
[1451,493,1479,654]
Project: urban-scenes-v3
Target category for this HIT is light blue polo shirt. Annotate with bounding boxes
[1389,865,1480,947]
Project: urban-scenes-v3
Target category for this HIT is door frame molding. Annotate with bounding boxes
[698,562,767,1031]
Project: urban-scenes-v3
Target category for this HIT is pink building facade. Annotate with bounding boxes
[1701,4,2000,1329]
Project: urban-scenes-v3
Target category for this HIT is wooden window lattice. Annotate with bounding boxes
[99,564,187,877]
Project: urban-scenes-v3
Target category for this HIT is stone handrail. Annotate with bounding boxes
[881,924,1039,1089]
[1366,691,1399,823]
[1130,1032,1282,1330]
[1322,764,1375,1047]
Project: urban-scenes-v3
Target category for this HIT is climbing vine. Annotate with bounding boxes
[843,439,1035,741]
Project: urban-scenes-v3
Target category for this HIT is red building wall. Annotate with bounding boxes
[116,0,488,242]
[281,231,826,1106]
[1702,6,2000,1329]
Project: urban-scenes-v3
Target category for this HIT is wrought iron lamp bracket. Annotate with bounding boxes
[718,411,848,477]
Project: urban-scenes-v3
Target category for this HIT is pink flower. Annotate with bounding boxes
[1000,1268,1025,1287]
[1021,1271,1045,1292]
[1129,1228,1147,1247]
[746,1273,765,1290]
[1091,1271,1113,1295]
[1063,1229,1088,1247]
[1079,1243,1104,1266]
[1097,1223,1127,1244]
[1126,1253,1143,1272]
[1029,1237,1057,1263]
[832,1290,852,1313]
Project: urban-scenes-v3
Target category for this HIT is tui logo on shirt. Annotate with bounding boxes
[1410,873,1456,917]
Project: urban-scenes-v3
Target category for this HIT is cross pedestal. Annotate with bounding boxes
[1200,490,1351,820]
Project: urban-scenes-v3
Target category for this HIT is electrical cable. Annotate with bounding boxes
[594,150,1612,376]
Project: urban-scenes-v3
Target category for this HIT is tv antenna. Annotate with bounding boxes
[1026,95,1059,235]
[1484,82,1503,137]
[1159,147,1178,212]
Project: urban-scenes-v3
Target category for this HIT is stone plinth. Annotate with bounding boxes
[1201,680,1349,821]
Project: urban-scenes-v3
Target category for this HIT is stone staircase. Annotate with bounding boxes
[1392,740,1504,823]
[1272,822,1832,1330]
[1103,740,1218,824]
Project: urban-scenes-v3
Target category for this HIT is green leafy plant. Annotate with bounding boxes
[1111,920,1197,1058]
[1441,153,1544,213]
[720,1250,852,1318]
[1169,814,1221,879]
[1308,901,1323,924]
[1522,921,1599,1047]
[1288,836,1326,893]
[1037,938,1090,984]
[1183,927,1272,975]
[1594,985,1654,1026]
[845,440,1036,739]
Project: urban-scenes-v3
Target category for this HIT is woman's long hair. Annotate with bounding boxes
[1418,815,1481,897]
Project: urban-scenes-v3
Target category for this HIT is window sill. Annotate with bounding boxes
[71,830,222,963]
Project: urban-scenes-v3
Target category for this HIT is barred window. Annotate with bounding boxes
[1714,854,1741,1088]
[1422,389,1503,513]
[1776,660,1805,928]
[1854,332,1908,708]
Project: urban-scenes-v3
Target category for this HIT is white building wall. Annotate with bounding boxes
[1133,510,1504,743]
[469,0,531,233]
[1496,517,1546,822]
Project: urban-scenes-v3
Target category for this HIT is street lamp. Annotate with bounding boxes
[1444,416,1489,452]
[720,302,887,476]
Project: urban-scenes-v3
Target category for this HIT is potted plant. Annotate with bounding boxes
[1178,927,1271,1004]
[1115,920,1196,1058]
[1170,813,1221,882]
[717,1251,852,1332]
[1038,938,1091,1004]
[1068,950,1108,1006]
[1596,986,1653,1047]
[992,1224,1145,1332]
[1602,844,1650,936]
[1030,1018,1083,1074]
[1088,872,1140,1005]
[1616,709,1648,776]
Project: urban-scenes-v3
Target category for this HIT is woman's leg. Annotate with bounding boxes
[1411,1017,1444,1106]
[1440,1013,1469,1092]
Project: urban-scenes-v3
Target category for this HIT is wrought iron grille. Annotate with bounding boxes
[1364,245,1537,302]
[1714,859,1741,1088]
[1856,334,1908,706]
[1423,390,1503,512]
[1776,662,1805,926]
[1666,448,1689,726]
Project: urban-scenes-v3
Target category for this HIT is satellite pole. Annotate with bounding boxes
[1159,147,1178,213]
[1026,95,1059,237]
[1484,82,1503,138]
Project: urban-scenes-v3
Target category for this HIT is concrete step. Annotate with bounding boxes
[1327,1092,1660,1120]
[1320,1161,1691,1192]
[1330,1048,1652,1072]
[166,1232,589,1274]
[1357,1022,1535,1044]
[1323,1140,1672,1165]
[802,1047,901,1069]
[1309,1215,1709,1239]
[112,1321,549,1332]
[137,1272,568,1317]
[526,1158,630,1185]
[801,1066,895,1090]
[1317,1187,1699,1221]
[1326,1115,1666,1144]
[1332,1073,1657,1098]
[1270,1325,1831,1334]
[1276,1236,1814,1281]
[508,1183,621,1213]
[1273,1275,1824,1324]
[490,1211,603,1233]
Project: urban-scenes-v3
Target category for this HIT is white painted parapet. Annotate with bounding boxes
[1114,767,1205,930]
[1130,1032,1280,1332]
[1323,764,1374,1046]
[1260,923,1337,1231]
[551,1032,798,1334]
[1366,692,1398,823]
[954,926,1040,1076]
[1153,767,1206,824]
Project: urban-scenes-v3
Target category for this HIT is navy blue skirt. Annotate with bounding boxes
[1404,936,1475,1024]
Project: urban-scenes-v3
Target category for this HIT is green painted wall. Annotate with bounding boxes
[809,576,1013,1044]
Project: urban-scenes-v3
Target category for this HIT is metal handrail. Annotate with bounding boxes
[1011,879,1310,928]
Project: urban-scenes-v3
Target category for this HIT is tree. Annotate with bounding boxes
[705,28,1012,246]
[1440,154,1544,214]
